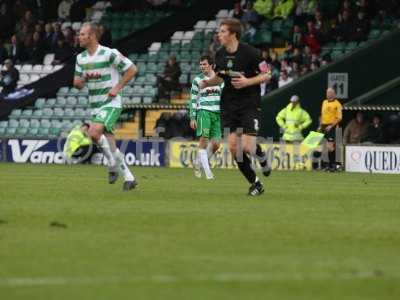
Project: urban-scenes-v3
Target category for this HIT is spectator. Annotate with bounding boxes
[314,10,329,43]
[230,2,244,19]
[0,1,15,40]
[58,0,73,21]
[294,0,317,25]
[51,23,65,50]
[292,25,304,47]
[343,111,367,144]
[336,10,354,42]
[0,59,20,96]
[27,31,45,64]
[241,1,259,27]
[340,0,354,18]
[156,56,181,101]
[99,25,112,48]
[43,23,54,51]
[291,47,303,65]
[276,95,312,142]
[13,0,28,20]
[34,23,45,39]
[208,33,221,57]
[63,26,75,47]
[304,32,321,54]
[353,10,370,41]
[289,61,300,79]
[0,39,8,64]
[9,34,25,64]
[361,114,384,143]
[53,36,74,65]
[278,70,293,88]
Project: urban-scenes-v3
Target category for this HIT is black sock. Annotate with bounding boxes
[256,144,267,168]
[328,150,336,168]
[235,152,256,184]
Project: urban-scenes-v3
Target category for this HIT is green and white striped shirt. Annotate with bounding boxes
[189,73,223,119]
[75,45,133,110]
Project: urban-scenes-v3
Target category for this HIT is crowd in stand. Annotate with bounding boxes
[233,0,400,95]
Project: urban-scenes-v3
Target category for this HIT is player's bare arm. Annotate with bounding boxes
[199,75,224,89]
[231,72,270,89]
[109,64,137,98]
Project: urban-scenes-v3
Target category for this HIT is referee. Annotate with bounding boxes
[199,18,271,196]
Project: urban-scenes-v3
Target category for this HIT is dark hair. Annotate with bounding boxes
[200,54,214,65]
[220,18,243,39]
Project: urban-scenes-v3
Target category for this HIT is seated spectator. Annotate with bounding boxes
[353,11,369,41]
[278,70,293,88]
[99,25,112,48]
[51,23,65,50]
[288,61,300,79]
[27,31,45,64]
[361,114,384,143]
[292,25,304,48]
[294,0,317,25]
[53,36,74,65]
[314,10,330,43]
[58,0,73,21]
[0,59,20,96]
[291,47,303,65]
[304,30,321,54]
[208,33,221,57]
[9,34,25,64]
[0,39,8,64]
[63,26,75,47]
[34,23,45,40]
[270,50,281,70]
[230,2,244,19]
[343,111,367,144]
[335,10,354,42]
[156,56,181,101]
[43,23,54,51]
[340,0,354,19]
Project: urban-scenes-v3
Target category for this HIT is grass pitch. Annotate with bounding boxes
[0,163,399,300]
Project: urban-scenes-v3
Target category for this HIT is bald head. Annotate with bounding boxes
[326,87,336,100]
[79,22,99,49]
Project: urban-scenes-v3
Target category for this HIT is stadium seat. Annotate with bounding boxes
[28,127,39,136]
[22,109,33,117]
[30,119,40,128]
[21,64,33,73]
[42,108,54,118]
[194,20,207,31]
[32,65,43,73]
[9,119,19,128]
[57,87,69,96]
[78,97,88,107]
[10,109,22,118]
[31,109,42,119]
[46,98,57,107]
[56,97,67,107]
[66,97,78,106]
[64,108,75,119]
[43,54,55,65]
[54,108,65,118]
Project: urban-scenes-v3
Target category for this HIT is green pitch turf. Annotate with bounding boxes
[0,163,399,300]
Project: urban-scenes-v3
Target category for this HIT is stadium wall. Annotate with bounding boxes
[260,29,400,139]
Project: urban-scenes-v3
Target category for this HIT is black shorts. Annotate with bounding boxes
[321,125,336,142]
[221,106,261,135]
